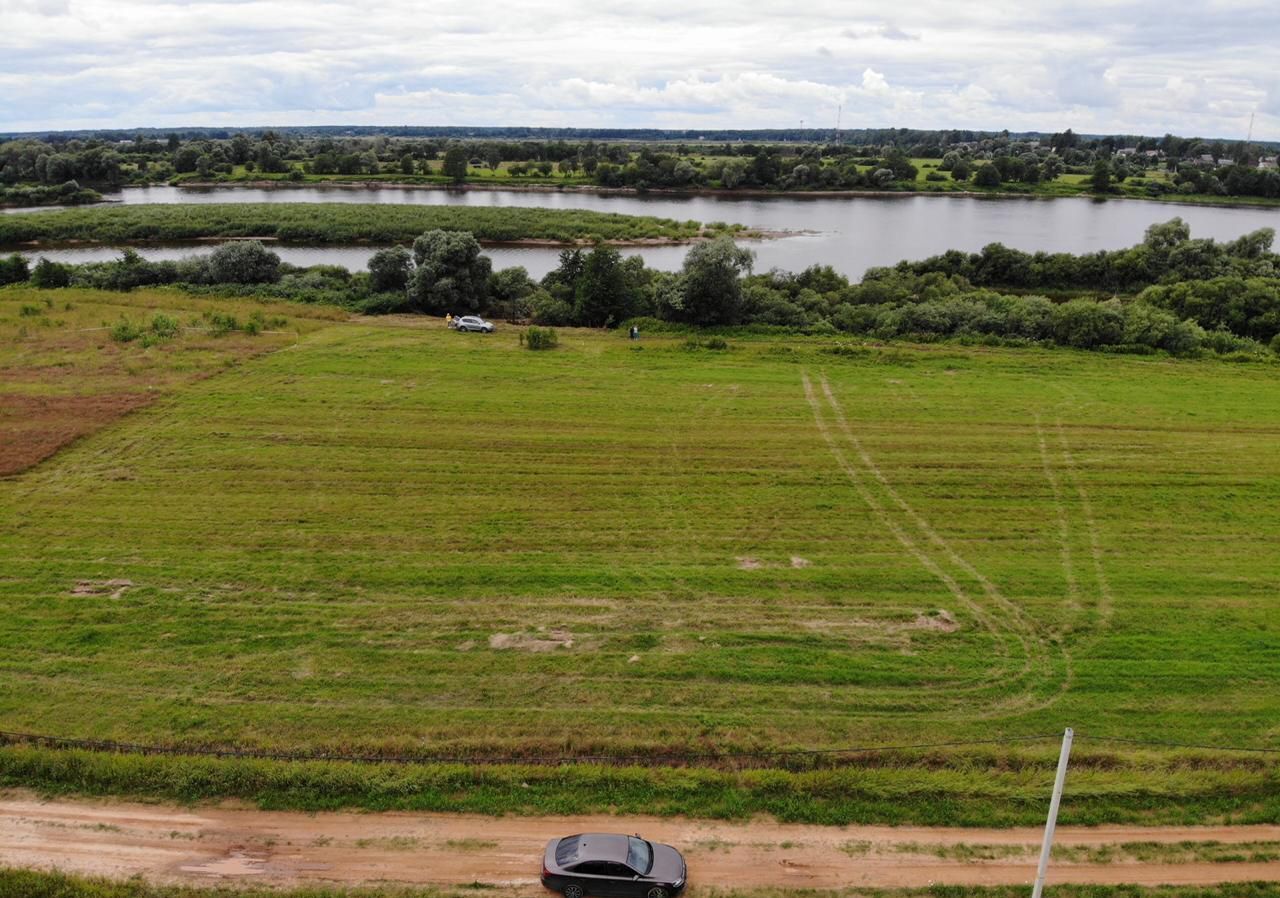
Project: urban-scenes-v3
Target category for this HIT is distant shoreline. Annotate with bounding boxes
[170,178,1280,210]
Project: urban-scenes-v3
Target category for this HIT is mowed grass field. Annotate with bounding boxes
[1,298,1279,761]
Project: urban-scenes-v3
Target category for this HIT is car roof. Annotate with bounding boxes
[557,833,631,865]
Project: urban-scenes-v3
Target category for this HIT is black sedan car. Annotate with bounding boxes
[542,833,687,898]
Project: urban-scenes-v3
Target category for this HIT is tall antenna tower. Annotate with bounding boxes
[1246,111,1255,144]
[834,104,842,143]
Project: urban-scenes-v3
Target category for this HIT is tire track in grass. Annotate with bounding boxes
[807,371,1070,713]
[1034,414,1082,617]
[802,372,1050,710]
[1054,419,1114,629]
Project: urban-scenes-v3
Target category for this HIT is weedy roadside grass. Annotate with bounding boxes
[1,307,1279,821]
[0,203,740,246]
[6,871,1280,898]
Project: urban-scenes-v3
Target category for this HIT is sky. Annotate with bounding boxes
[2,0,1278,139]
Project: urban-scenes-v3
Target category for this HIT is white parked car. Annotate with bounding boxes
[452,315,495,333]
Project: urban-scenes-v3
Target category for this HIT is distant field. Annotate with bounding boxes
[0,203,727,247]
[1,299,1278,765]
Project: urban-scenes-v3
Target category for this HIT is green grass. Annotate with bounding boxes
[0,203,740,247]
[7,872,1280,898]
[1,304,1280,820]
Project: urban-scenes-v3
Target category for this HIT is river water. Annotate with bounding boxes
[13,185,1280,279]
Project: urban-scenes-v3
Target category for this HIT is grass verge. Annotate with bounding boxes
[6,871,1280,898]
[3,743,1280,826]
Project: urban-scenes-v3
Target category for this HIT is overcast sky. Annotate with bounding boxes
[2,0,1278,139]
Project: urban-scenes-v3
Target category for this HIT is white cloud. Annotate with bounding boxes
[0,0,1277,138]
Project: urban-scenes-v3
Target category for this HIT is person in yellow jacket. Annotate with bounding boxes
[445,312,453,328]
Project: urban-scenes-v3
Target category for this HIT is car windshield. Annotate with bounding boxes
[626,836,653,874]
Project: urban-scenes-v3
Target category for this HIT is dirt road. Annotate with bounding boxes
[4,792,1280,893]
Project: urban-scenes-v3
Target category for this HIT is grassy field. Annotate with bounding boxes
[0,287,341,475]
[1,293,1279,820]
[0,204,735,247]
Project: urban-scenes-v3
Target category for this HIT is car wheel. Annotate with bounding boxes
[646,888,669,898]
[562,884,585,898]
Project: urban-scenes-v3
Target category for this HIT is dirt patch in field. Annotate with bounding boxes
[70,579,134,600]
[914,609,959,632]
[736,556,763,570]
[790,556,812,568]
[488,629,576,652]
[801,610,960,637]
[0,392,151,477]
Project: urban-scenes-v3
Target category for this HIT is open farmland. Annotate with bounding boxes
[2,303,1279,774]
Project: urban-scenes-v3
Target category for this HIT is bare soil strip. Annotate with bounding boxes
[4,794,1280,893]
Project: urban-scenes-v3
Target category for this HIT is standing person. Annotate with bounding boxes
[629,325,638,341]
[446,312,453,328]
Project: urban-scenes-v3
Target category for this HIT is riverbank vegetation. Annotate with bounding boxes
[0,203,730,246]
[6,218,1276,358]
[4,127,1278,207]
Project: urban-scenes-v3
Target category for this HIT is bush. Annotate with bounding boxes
[110,318,143,342]
[522,326,559,350]
[529,290,574,326]
[149,313,180,339]
[30,258,72,288]
[356,291,414,315]
[683,336,731,351]
[0,253,29,285]
[206,240,281,284]
[205,311,240,336]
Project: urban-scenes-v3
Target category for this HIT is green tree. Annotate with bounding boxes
[489,266,536,320]
[367,245,413,293]
[400,154,415,175]
[442,147,469,183]
[1090,159,1112,193]
[720,157,747,188]
[951,159,973,181]
[173,147,200,173]
[572,246,641,327]
[409,229,491,313]
[0,253,30,285]
[30,257,72,288]
[666,236,755,326]
[974,164,1001,187]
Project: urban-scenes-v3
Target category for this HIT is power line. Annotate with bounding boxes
[1076,734,1280,755]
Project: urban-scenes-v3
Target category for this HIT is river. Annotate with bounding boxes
[13,185,1280,279]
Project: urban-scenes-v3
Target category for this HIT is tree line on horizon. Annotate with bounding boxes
[4,126,1279,204]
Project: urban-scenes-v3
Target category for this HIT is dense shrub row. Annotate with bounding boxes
[896,218,1277,294]
[0,180,101,207]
